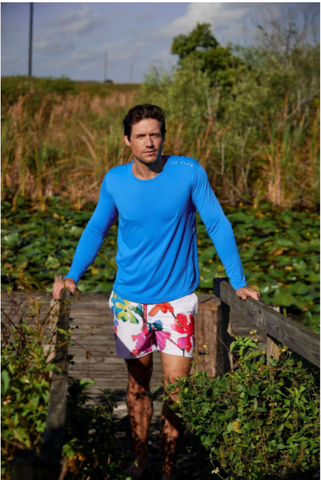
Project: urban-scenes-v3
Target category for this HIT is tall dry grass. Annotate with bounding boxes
[1,84,319,210]
[256,97,320,209]
[1,90,137,209]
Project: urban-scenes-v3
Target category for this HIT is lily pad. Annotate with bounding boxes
[228,212,255,224]
[272,289,296,307]
[2,232,21,246]
[289,282,310,295]
[199,246,216,263]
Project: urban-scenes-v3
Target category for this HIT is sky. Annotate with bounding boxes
[1,2,319,83]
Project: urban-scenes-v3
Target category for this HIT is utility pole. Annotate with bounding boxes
[104,53,108,81]
[28,2,33,77]
[130,64,133,83]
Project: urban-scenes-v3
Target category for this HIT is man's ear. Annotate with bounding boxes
[124,136,131,147]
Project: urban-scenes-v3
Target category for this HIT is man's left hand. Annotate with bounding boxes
[235,286,260,301]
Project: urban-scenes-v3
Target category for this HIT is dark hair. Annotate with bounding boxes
[123,104,166,140]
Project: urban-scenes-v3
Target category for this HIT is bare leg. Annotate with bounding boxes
[124,353,153,478]
[159,352,192,480]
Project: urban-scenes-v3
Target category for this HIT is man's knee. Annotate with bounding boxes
[126,356,153,390]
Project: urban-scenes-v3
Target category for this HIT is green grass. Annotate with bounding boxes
[1,75,140,107]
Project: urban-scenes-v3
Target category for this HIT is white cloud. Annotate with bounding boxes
[1,46,24,69]
[149,47,175,68]
[50,5,102,35]
[35,37,75,54]
[156,3,285,46]
[134,10,154,23]
[157,4,248,38]
[34,5,103,53]
[68,34,149,75]
[72,49,101,63]
[102,37,149,63]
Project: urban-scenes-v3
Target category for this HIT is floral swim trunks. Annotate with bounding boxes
[108,292,198,359]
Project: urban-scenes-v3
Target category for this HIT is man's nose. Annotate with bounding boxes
[145,135,154,147]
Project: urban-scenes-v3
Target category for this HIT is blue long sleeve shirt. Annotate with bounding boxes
[66,156,247,303]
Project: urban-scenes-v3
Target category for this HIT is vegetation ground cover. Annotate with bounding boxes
[2,295,319,480]
[2,197,319,333]
[1,297,129,480]
[165,336,320,479]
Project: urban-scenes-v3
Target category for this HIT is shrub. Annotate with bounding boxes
[1,293,129,479]
[165,336,320,479]
[1,294,55,479]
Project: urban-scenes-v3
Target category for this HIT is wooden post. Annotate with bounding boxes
[267,305,280,363]
[44,274,63,365]
[193,295,223,377]
[213,278,233,374]
[38,274,70,479]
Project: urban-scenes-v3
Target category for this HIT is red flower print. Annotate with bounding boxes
[171,314,194,352]
[149,302,174,316]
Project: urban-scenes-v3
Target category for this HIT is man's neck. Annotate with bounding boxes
[132,155,166,180]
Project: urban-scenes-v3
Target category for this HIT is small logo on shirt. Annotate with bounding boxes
[172,161,194,167]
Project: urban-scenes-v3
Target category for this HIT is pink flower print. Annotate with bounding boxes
[155,330,171,351]
[177,336,193,352]
[131,331,153,357]
[171,314,194,352]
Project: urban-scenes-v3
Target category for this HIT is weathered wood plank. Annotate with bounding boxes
[197,294,215,304]
[266,306,281,363]
[193,297,225,377]
[214,279,320,367]
[39,275,70,475]
[267,335,279,361]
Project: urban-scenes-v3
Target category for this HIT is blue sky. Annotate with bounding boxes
[1,2,319,83]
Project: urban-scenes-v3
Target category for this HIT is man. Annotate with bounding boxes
[53,104,260,480]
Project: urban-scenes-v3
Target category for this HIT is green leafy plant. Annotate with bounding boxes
[164,336,320,479]
[171,22,243,93]
[1,294,56,479]
[1,293,129,480]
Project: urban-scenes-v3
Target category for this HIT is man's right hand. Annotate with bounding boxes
[53,277,77,299]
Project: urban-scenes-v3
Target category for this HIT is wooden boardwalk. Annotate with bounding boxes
[1,290,266,404]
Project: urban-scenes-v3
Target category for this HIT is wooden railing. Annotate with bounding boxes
[213,278,320,370]
[12,274,70,480]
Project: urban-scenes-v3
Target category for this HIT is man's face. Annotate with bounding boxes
[125,118,164,165]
